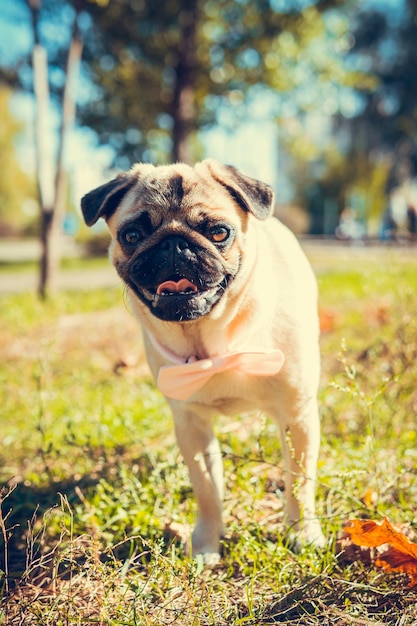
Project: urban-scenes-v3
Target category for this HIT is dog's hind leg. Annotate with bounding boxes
[276,397,325,549]
[172,407,224,563]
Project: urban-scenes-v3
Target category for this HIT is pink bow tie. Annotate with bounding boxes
[157,349,285,401]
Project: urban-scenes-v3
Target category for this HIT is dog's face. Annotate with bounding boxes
[81,159,274,322]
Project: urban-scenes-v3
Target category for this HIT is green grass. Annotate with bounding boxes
[1,247,417,624]
[0,254,110,274]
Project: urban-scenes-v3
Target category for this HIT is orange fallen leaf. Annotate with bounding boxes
[344,518,417,587]
[361,488,378,509]
[319,308,337,333]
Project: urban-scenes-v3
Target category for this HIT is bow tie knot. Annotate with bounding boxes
[157,349,285,401]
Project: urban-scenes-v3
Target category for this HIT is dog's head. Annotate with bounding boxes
[81,159,274,322]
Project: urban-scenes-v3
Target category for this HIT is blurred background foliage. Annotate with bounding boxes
[0,88,37,235]
[1,0,417,242]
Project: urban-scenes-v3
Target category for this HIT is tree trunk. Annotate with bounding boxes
[29,0,83,298]
[172,0,198,164]
[30,3,56,298]
[44,16,83,297]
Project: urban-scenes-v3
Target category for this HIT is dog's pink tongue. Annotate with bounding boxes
[156,278,197,295]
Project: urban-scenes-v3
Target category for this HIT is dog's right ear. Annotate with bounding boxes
[81,174,136,226]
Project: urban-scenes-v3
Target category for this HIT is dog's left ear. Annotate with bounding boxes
[203,159,274,220]
[81,173,136,226]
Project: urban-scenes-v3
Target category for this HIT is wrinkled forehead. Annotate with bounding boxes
[133,173,189,212]
[114,167,237,223]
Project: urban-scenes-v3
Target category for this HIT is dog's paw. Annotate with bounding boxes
[194,551,221,568]
[190,522,223,563]
[308,531,327,550]
[302,520,327,549]
[285,521,326,552]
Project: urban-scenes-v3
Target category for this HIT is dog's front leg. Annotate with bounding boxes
[171,405,224,562]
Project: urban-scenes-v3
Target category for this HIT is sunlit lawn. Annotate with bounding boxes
[1,244,417,624]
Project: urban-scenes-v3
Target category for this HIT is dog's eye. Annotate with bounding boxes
[123,230,141,246]
[209,226,230,243]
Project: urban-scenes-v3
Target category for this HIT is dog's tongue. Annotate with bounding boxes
[156,278,198,295]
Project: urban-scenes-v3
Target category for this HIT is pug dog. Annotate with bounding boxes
[81,159,325,562]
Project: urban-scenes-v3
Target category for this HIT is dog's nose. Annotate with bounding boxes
[160,235,190,253]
